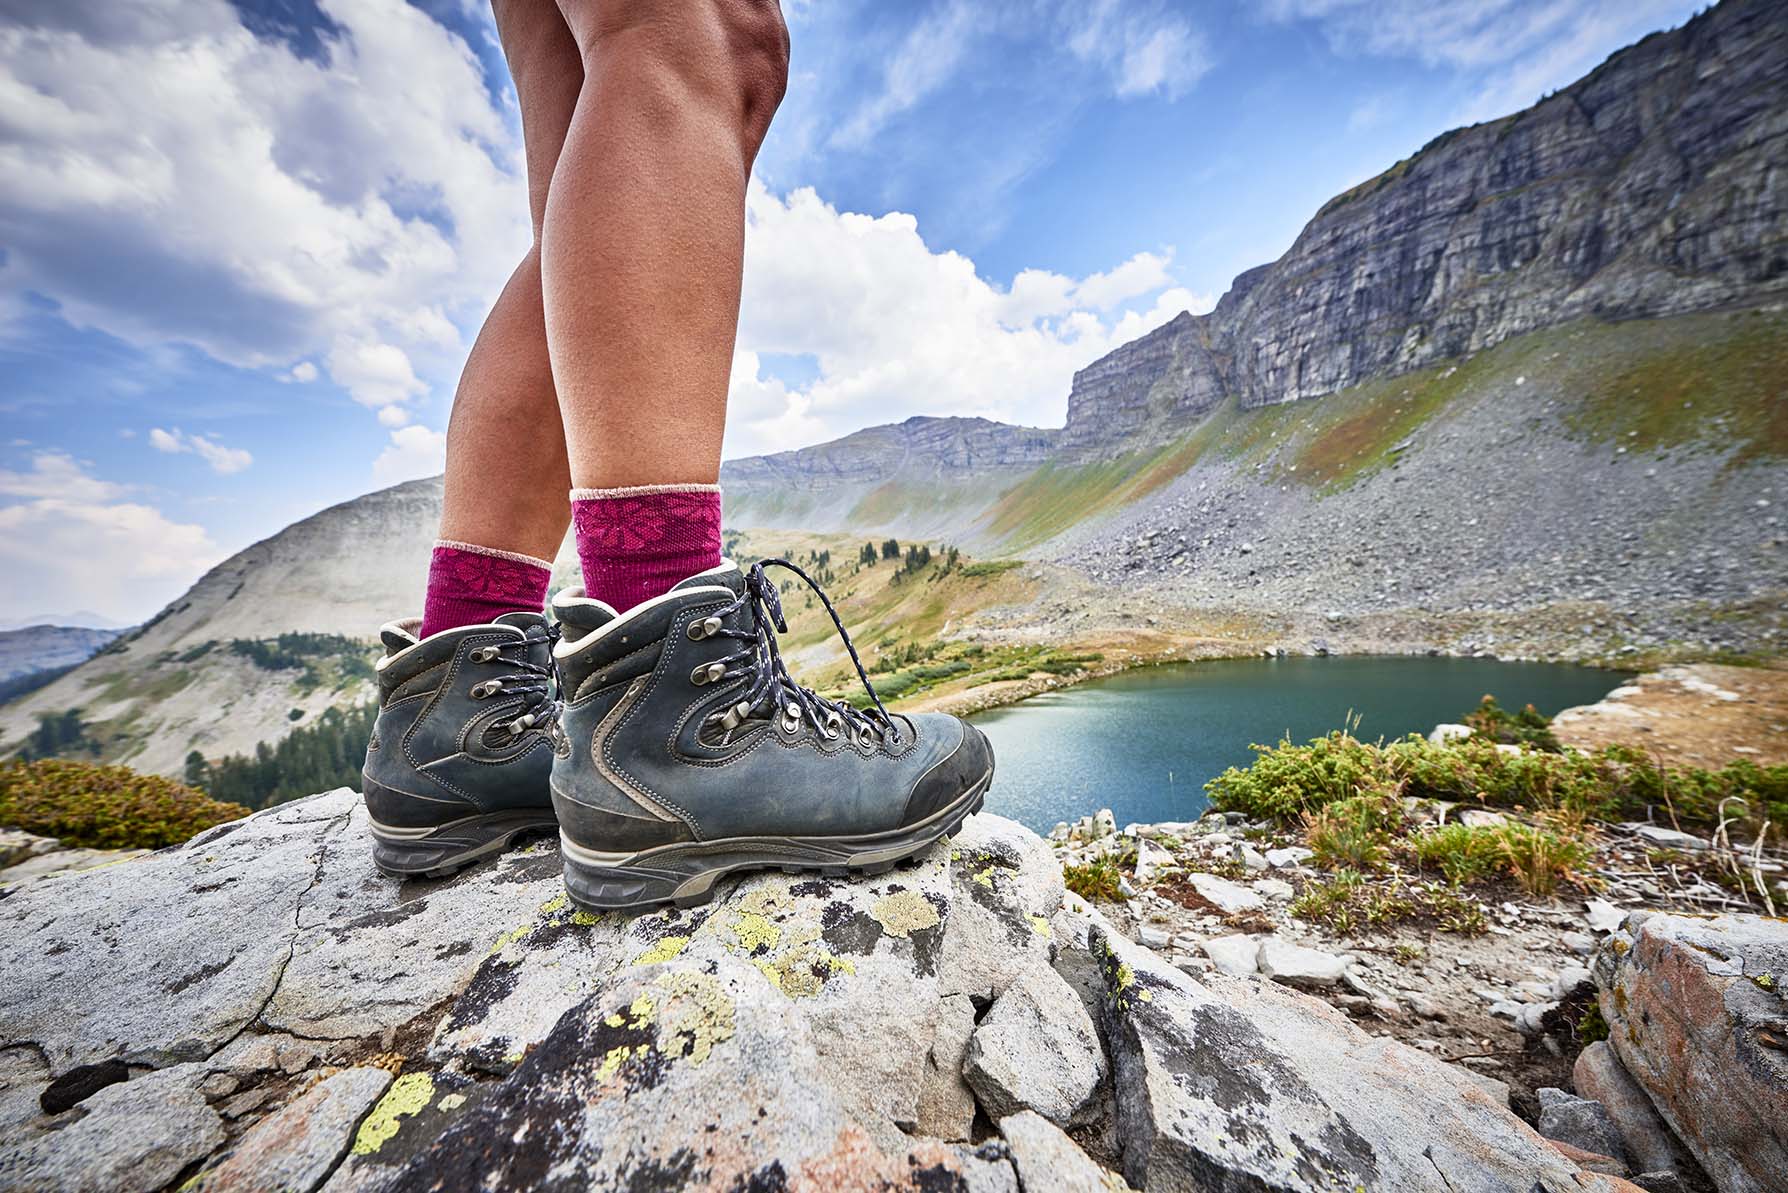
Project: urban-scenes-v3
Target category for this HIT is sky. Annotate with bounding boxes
[0,0,1705,625]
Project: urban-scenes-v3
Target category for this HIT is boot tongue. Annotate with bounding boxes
[379,619,421,655]
[671,560,745,595]
[493,610,549,631]
[550,588,618,645]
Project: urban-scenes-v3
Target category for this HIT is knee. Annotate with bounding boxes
[568,0,788,157]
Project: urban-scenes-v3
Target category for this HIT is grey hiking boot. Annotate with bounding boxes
[548,559,994,910]
[362,612,561,877]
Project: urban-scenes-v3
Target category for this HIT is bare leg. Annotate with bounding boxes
[545,0,788,489]
[434,1,584,561]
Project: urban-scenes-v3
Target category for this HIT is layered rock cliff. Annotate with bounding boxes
[1058,0,1788,450]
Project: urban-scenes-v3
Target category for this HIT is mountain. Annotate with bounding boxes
[729,0,1787,515]
[7,0,1785,778]
[0,612,131,632]
[721,416,1058,538]
[0,626,124,686]
[0,478,499,776]
[1055,0,1787,453]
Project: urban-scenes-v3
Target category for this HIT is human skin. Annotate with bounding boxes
[433,0,788,559]
[544,0,788,490]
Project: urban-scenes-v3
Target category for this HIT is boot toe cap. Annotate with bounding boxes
[901,719,993,827]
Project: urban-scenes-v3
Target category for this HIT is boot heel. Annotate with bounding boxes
[560,844,719,911]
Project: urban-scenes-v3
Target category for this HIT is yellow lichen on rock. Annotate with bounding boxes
[655,970,736,1065]
[632,935,689,966]
[1029,914,1052,937]
[351,1071,435,1155]
[732,912,782,953]
[870,890,939,938]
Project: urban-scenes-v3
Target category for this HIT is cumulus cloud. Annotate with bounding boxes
[726,184,1209,459]
[372,424,447,486]
[148,427,253,474]
[0,452,223,623]
[0,0,527,432]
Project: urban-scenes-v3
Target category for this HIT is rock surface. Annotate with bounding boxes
[964,963,1105,1126]
[997,1110,1127,1193]
[1594,911,1788,1193]
[0,788,1656,1192]
[1572,1041,1702,1178]
[1088,921,1613,1193]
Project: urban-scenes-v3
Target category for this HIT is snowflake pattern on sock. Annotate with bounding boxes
[419,544,551,638]
[572,487,722,611]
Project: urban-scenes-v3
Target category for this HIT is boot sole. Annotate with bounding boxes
[370,809,561,879]
[559,767,994,912]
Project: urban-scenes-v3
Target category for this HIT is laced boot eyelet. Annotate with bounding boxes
[715,700,753,732]
[780,704,802,735]
[690,662,727,686]
[470,679,503,699]
[470,646,500,663]
[687,616,723,641]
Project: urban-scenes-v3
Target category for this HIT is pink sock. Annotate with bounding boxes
[571,484,722,612]
[419,541,552,639]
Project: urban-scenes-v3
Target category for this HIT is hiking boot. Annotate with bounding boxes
[548,559,994,910]
[362,612,561,877]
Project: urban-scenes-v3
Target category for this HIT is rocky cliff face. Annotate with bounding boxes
[1057,0,1787,449]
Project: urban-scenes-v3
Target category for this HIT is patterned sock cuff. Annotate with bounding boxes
[568,483,722,501]
[434,539,555,571]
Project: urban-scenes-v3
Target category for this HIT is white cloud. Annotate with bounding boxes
[830,0,1210,153]
[832,1,975,148]
[372,425,446,486]
[1064,0,1210,100]
[0,452,223,624]
[726,184,1202,459]
[1261,0,1693,121]
[0,451,127,502]
[147,427,253,474]
[0,0,527,437]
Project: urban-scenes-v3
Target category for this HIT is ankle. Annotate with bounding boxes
[571,484,722,611]
[419,541,553,638]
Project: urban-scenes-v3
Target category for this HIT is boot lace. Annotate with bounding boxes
[468,624,561,740]
[704,559,901,747]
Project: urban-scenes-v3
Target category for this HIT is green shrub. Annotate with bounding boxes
[1304,794,1403,871]
[1409,820,1593,893]
[1205,730,1392,821]
[1209,729,1788,838]
[959,560,1024,579]
[1463,694,1562,752]
[1063,856,1126,902]
[1495,822,1594,896]
[1288,868,1486,935]
[0,758,248,850]
[1409,823,1504,885]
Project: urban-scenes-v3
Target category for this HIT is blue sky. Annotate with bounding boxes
[0,0,1703,624]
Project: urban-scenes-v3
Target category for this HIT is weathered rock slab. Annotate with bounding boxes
[1538,1087,1629,1171]
[998,1110,1128,1193]
[1573,1040,1699,1177]
[0,1063,225,1192]
[964,962,1106,1125]
[1595,912,1788,1193]
[195,1065,392,1193]
[1091,922,1600,1193]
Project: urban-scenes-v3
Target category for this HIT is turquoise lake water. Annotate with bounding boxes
[969,656,1626,833]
